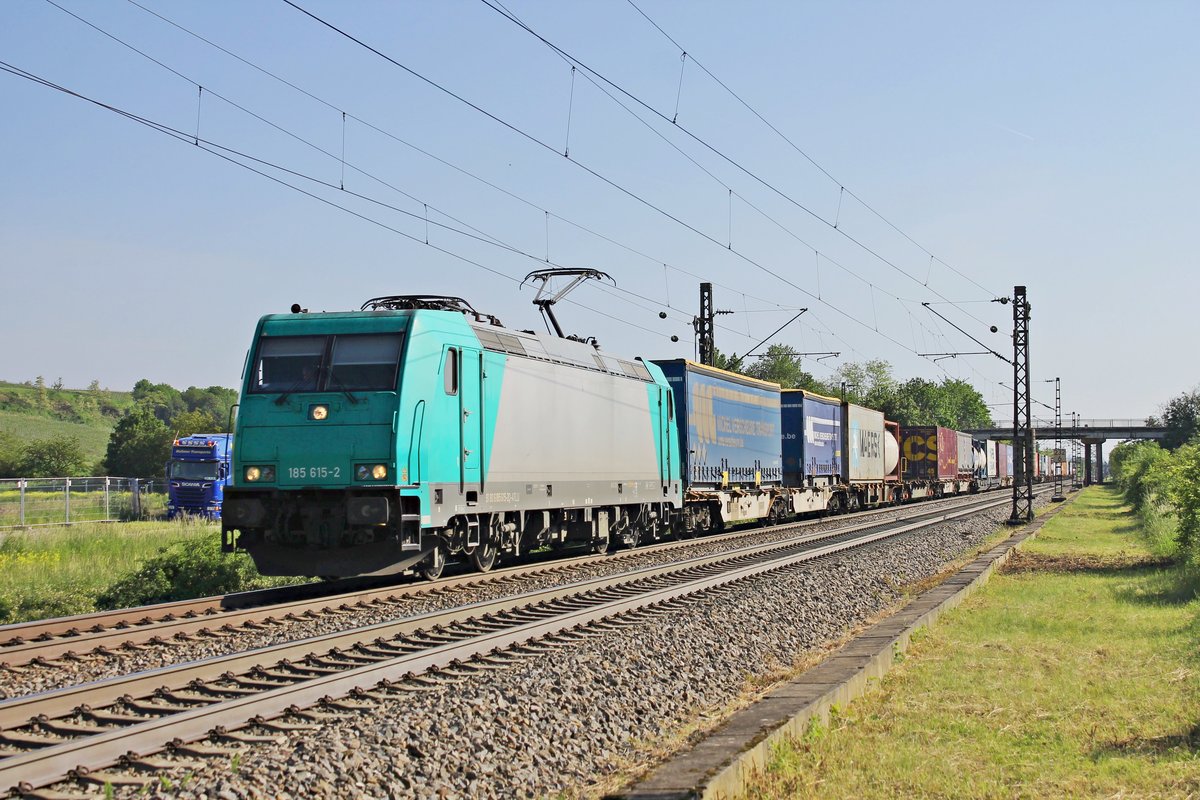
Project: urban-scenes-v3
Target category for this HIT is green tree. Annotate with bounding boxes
[0,430,23,478]
[1156,442,1200,548]
[741,345,831,392]
[19,435,89,477]
[831,359,897,410]
[131,379,186,424]
[938,378,993,429]
[181,386,238,431]
[33,375,48,409]
[105,406,172,478]
[171,409,220,438]
[1154,389,1200,451]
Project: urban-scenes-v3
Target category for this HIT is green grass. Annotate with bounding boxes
[0,410,116,467]
[0,520,212,621]
[0,380,133,467]
[747,486,1200,799]
[0,518,296,623]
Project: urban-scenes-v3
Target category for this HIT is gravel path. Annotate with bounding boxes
[0,497,984,699]
[81,495,1047,800]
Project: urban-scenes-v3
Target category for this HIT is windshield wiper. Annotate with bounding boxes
[325,369,360,405]
[273,374,316,405]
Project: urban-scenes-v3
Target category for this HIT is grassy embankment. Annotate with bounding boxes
[746,486,1200,798]
[0,380,133,466]
[0,521,294,624]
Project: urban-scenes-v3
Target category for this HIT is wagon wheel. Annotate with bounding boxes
[419,541,447,581]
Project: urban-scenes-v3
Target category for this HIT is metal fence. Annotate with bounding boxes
[0,477,166,529]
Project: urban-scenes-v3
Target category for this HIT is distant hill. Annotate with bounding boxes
[0,380,134,467]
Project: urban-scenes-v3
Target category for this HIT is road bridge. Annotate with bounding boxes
[962,419,1166,487]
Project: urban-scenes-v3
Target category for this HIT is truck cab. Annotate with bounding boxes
[166,433,233,519]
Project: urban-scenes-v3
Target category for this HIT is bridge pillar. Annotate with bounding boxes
[1095,441,1104,484]
[1084,444,1093,487]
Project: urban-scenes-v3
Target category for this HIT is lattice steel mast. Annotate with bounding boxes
[1009,285,1034,524]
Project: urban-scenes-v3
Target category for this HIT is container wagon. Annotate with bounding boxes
[780,388,843,515]
[899,425,959,499]
[654,360,788,529]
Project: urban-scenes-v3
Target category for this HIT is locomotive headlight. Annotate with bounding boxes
[244,465,275,483]
[355,464,388,481]
[309,404,329,421]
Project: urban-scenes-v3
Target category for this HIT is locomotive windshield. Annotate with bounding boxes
[249,333,404,394]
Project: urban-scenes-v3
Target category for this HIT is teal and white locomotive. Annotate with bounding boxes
[222,295,682,579]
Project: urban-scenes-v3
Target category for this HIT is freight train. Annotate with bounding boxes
[221,295,1055,580]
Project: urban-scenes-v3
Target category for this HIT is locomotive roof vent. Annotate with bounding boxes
[360,295,503,326]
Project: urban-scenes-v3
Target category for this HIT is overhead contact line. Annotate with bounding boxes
[278,2,967,372]
[623,0,998,300]
[476,0,998,325]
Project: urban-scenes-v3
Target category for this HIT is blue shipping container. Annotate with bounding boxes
[781,389,843,486]
[653,360,782,488]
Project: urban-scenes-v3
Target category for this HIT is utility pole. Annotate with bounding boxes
[696,282,715,366]
[1008,285,1034,525]
[1072,412,1083,489]
[692,283,733,366]
[1052,377,1064,502]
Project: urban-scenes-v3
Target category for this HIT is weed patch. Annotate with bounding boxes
[1001,550,1175,574]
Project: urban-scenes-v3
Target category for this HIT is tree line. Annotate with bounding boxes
[1110,388,1200,553]
[714,345,993,430]
[0,381,237,479]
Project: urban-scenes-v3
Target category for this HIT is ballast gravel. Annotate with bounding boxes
[84,496,1048,800]
[0,495,988,699]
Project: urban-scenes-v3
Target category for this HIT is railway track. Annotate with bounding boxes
[0,491,1022,796]
[0,489,1020,670]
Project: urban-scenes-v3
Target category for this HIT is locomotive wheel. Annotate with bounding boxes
[469,536,498,572]
[420,544,447,581]
[591,534,610,555]
[627,525,642,549]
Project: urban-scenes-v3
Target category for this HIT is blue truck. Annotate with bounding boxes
[166,433,233,519]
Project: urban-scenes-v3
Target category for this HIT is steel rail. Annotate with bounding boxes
[0,493,1017,794]
[0,497,996,726]
[0,489,1016,667]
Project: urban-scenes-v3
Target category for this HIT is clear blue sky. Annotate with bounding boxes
[2,1,1196,420]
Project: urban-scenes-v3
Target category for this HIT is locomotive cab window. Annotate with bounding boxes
[249,333,404,394]
[444,349,459,395]
[329,334,403,391]
[250,336,324,393]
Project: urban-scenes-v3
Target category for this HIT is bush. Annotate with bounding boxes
[0,589,94,624]
[96,537,268,609]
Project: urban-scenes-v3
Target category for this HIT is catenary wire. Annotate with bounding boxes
[622,0,998,298]
[475,0,997,326]
[279,1,982,378]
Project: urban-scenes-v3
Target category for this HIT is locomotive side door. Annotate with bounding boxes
[459,347,482,493]
[659,386,673,495]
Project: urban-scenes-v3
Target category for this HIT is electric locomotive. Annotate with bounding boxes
[221,295,681,579]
